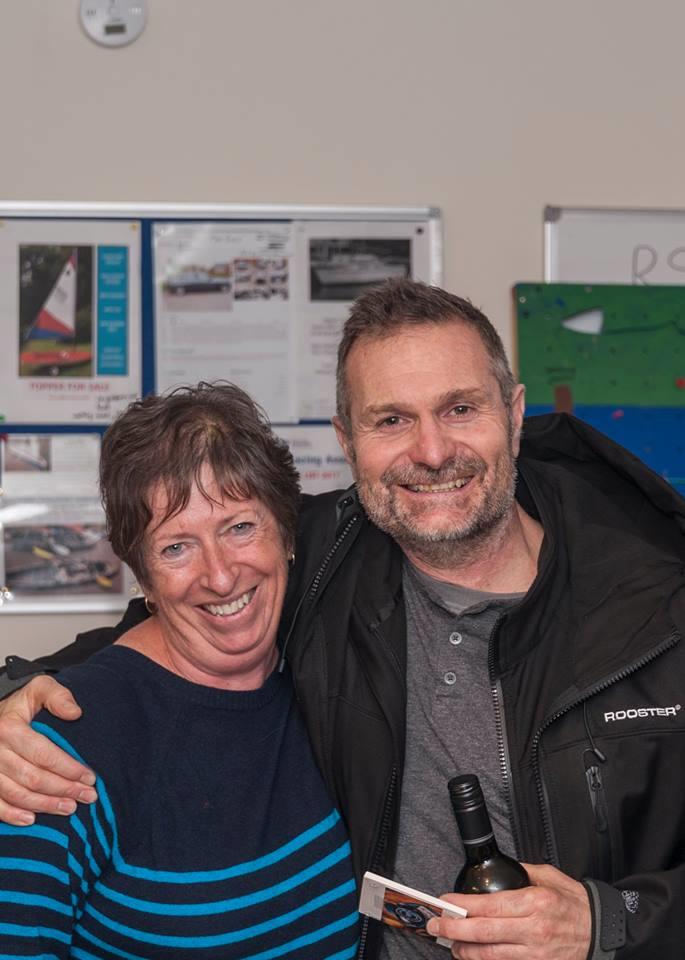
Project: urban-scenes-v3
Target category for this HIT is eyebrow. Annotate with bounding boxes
[362,387,490,419]
[149,505,259,543]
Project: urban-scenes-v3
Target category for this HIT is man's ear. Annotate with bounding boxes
[332,415,354,467]
[511,383,526,457]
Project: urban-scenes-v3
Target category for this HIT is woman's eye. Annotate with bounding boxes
[162,542,184,557]
[231,522,254,534]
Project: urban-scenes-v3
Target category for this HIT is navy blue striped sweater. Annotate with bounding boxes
[0,645,359,959]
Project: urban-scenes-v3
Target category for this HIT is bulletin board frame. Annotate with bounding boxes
[0,201,442,613]
[544,204,685,285]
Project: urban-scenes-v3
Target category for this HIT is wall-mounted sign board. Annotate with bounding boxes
[0,201,441,612]
[544,206,685,285]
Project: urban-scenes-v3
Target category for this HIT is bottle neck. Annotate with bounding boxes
[462,837,500,864]
[454,801,495,847]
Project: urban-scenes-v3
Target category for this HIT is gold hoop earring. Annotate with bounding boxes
[144,597,157,615]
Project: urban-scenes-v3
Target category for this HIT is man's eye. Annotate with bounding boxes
[378,415,402,428]
[452,405,472,416]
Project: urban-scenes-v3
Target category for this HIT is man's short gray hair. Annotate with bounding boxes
[335,279,516,433]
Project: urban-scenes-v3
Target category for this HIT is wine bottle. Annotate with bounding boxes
[448,774,530,893]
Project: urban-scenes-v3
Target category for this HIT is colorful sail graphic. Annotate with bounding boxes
[26,251,77,341]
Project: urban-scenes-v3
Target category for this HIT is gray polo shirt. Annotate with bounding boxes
[379,560,524,959]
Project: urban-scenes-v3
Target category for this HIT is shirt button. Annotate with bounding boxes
[449,632,463,645]
[444,671,457,685]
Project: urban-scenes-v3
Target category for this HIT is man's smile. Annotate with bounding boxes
[404,477,473,493]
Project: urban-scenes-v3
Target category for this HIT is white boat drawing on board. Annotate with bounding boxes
[20,250,92,376]
[313,253,408,286]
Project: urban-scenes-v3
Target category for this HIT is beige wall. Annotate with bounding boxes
[2,0,684,660]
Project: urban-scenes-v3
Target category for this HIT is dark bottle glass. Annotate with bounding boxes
[448,774,530,893]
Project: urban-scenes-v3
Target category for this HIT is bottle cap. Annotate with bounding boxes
[448,774,484,813]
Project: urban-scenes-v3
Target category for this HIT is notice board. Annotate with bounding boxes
[0,201,441,612]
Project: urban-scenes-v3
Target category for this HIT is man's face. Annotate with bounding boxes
[333,322,525,563]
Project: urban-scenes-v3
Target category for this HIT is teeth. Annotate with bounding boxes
[407,479,470,492]
[204,589,255,617]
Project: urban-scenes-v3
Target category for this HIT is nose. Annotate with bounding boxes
[200,542,239,596]
[408,417,454,470]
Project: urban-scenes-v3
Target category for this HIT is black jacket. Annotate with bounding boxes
[9,414,685,959]
[280,413,685,959]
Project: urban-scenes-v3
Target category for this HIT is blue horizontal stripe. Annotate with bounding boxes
[34,721,343,886]
[96,840,352,915]
[0,955,61,959]
[0,856,68,885]
[76,911,358,960]
[241,911,359,960]
[0,921,70,945]
[0,822,69,848]
[77,927,150,960]
[112,809,343,884]
[84,878,356,947]
[322,947,359,960]
[0,889,72,917]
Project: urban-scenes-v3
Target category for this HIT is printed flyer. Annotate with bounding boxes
[0,219,142,424]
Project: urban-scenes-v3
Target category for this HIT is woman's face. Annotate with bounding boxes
[142,465,289,690]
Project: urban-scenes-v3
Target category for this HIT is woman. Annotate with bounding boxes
[0,382,359,959]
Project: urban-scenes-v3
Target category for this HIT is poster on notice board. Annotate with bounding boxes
[0,218,142,425]
[0,433,135,613]
[153,218,432,422]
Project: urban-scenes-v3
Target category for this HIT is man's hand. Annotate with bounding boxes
[0,676,97,825]
[427,863,592,960]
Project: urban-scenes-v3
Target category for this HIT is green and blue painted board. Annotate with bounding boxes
[515,283,685,493]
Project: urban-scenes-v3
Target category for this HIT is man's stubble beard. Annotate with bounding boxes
[351,441,519,571]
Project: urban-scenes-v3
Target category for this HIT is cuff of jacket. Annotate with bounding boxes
[0,655,50,701]
[582,879,627,959]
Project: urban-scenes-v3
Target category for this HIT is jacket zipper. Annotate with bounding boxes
[585,764,608,832]
[306,513,361,607]
[488,613,524,859]
[356,766,399,960]
[278,512,361,672]
[531,631,679,865]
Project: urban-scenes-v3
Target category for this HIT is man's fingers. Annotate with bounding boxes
[2,675,74,721]
[0,770,89,818]
[431,869,591,960]
[438,889,539,919]
[0,744,97,799]
[0,721,97,825]
[42,685,83,721]
[0,717,94,783]
[0,796,37,827]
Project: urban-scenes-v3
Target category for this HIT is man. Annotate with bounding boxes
[0,280,683,959]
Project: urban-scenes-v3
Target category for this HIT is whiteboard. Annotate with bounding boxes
[544,206,685,284]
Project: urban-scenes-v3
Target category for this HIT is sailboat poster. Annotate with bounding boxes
[19,245,93,377]
[515,282,685,494]
[0,217,141,425]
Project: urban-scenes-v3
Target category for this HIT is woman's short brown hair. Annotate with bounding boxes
[99,382,300,586]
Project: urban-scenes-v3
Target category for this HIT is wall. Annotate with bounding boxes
[2,0,684,659]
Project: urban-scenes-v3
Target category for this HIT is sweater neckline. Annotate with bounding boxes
[102,644,288,710]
